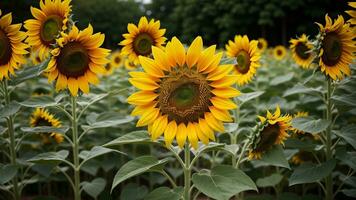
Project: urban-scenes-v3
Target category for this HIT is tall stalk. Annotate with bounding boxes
[2,80,20,200]
[325,78,333,200]
[183,144,191,200]
[70,96,81,200]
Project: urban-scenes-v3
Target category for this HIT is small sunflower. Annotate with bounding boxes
[30,108,63,144]
[24,0,72,60]
[248,106,292,160]
[124,59,138,70]
[30,49,47,65]
[110,50,124,67]
[317,14,355,80]
[345,2,356,25]
[127,36,240,149]
[0,10,28,80]
[273,45,287,60]
[291,111,309,135]
[45,25,110,96]
[291,150,315,165]
[257,38,268,52]
[290,34,314,69]
[225,35,261,86]
[119,16,166,65]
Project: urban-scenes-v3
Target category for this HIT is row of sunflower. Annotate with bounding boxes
[0,0,355,199]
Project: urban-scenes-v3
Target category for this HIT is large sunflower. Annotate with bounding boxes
[45,25,110,96]
[290,34,314,69]
[119,16,166,65]
[248,106,292,160]
[0,10,28,80]
[30,108,63,144]
[225,35,261,86]
[257,38,268,52]
[273,45,287,60]
[317,15,355,80]
[346,2,356,25]
[127,36,240,149]
[24,0,72,60]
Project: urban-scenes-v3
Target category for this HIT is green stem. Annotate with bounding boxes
[325,78,333,200]
[71,96,81,200]
[184,144,191,200]
[2,80,20,200]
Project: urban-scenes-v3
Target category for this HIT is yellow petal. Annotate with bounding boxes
[67,78,79,96]
[164,121,177,147]
[211,87,240,98]
[171,37,186,66]
[151,115,168,140]
[127,91,158,105]
[139,56,164,77]
[204,112,224,132]
[136,108,159,127]
[176,123,187,148]
[186,36,203,68]
[209,106,233,122]
[195,123,209,145]
[210,97,237,110]
[187,122,198,149]
[129,77,159,91]
[198,118,215,141]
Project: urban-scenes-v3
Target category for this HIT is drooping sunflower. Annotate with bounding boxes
[45,25,110,96]
[0,10,28,80]
[119,16,166,65]
[127,36,240,149]
[124,59,138,70]
[110,50,124,67]
[225,35,261,86]
[273,45,287,60]
[248,106,292,160]
[290,34,314,69]
[317,14,355,80]
[30,108,63,144]
[346,2,356,25]
[257,38,268,52]
[24,0,72,60]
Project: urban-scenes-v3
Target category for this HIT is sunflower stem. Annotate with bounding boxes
[184,144,191,200]
[325,78,333,200]
[70,96,81,200]
[2,80,20,200]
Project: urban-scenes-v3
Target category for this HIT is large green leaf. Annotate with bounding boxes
[237,91,264,103]
[144,187,183,200]
[256,173,283,187]
[192,165,257,200]
[291,117,330,134]
[82,178,106,199]
[21,126,69,134]
[0,102,21,119]
[336,125,356,150]
[104,131,156,147]
[192,143,225,156]
[0,164,18,184]
[270,72,294,86]
[283,84,322,97]
[27,150,69,165]
[84,112,134,129]
[342,189,356,198]
[285,138,316,151]
[332,94,356,107]
[19,96,59,108]
[259,145,290,169]
[289,159,336,186]
[111,156,169,192]
[10,59,49,85]
[120,183,148,200]
[79,146,123,167]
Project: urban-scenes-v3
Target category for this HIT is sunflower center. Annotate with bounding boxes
[277,50,282,56]
[235,51,251,74]
[0,28,12,66]
[57,42,89,78]
[159,70,212,124]
[321,32,342,66]
[255,123,280,152]
[133,33,154,56]
[105,64,112,70]
[114,56,121,64]
[35,118,52,127]
[295,42,310,60]
[40,15,63,45]
[257,42,263,49]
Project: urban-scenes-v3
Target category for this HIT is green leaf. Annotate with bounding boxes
[85,112,134,129]
[285,138,317,151]
[283,84,322,97]
[260,145,290,169]
[10,59,49,85]
[332,94,356,107]
[27,150,69,165]
[342,189,356,198]
[256,173,283,187]
[335,147,356,170]
[21,126,69,134]
[144,187,183,200]
[0,164,18,184]
[121,183,148,200]
[289,159,336,186]
[270,72,294,86]
[192,165,257,200]
[223,144,240,156]
[111,156,169,192]
[192,143,225,156]
[79,146,123,167]
[0,102,21,119]
[224,123,238,133]
[82,178,106,199]
[78,93,109,107]
[291,117,330,134]
[238,91,264,103]
[104,131,156,147]
[336,125,356,150]
[19,96,59,108]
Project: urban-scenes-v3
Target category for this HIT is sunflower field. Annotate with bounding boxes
[0,0,356,199]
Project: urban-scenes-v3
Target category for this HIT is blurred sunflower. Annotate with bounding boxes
[124,59,138,70]
[30,49,47,65]
[257,38,268,52]
[30,108,63,144]
[273,45,287,60]
[345,2,356,25]
[290,34,314,69]
[317,14,355,80]
[24,0,72,60]
[45,25,110,96]
[248,106,292,160]
[0,10,28,80]
[119,16,166,65]
[291,111,309,135]
[110,50,124,67]
[225,35,261,86]
[291,150,315,165]
[103,63,115,76]
[127,36,240,149]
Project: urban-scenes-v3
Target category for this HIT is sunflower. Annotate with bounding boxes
[30,108,63,144]
[127,36,240,149]
[225,35,261,86]
[291,150,315,165]
[110,50,124,67]
[317,15,355,80]
[257,38,268,52]
[273,45,287,60]
[30,49,48,65]
[24,0,72,60]
[346,2,356,25]
[119,16,166,65]
[124,59,138,70]
[45,25,110,96]
[290,34,314,69]
[0,10,28,80]
[248,106,292,160]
